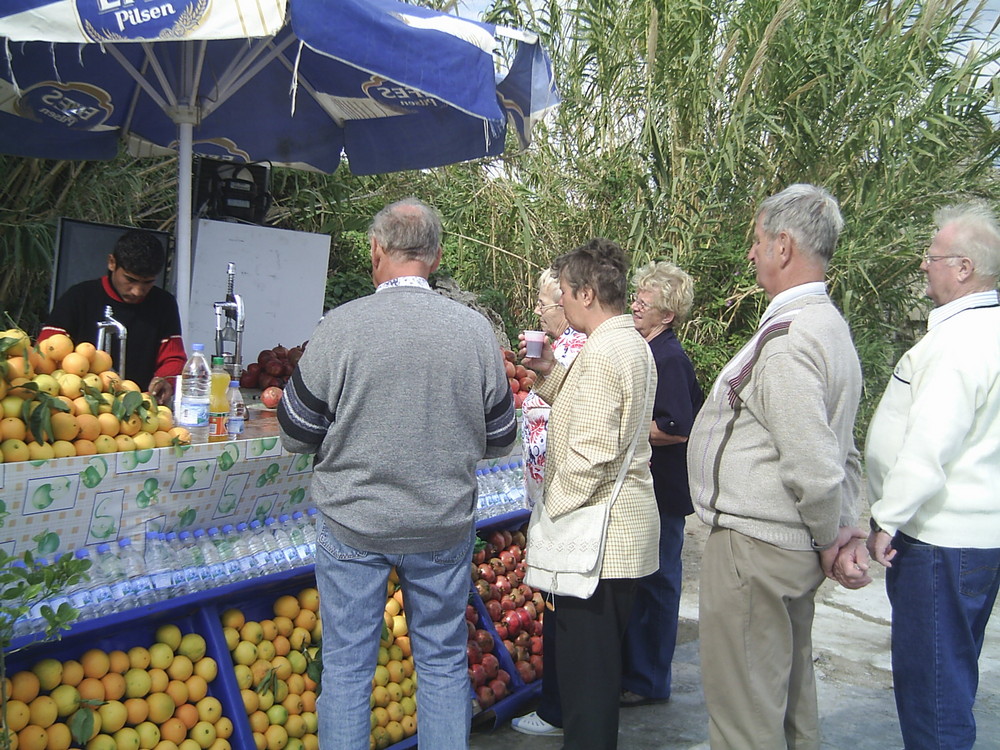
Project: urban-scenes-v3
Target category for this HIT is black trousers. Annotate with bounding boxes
[554,578,637,750]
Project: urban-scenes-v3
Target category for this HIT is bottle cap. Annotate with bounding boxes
[213,356,225,366]
[230,380,240,387]
[118,538,132,548]
[192,343,204,351]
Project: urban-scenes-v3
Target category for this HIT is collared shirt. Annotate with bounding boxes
[927,289,1000,330]
[376,276,431,292]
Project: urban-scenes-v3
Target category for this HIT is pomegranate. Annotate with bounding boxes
[261,386,283,408]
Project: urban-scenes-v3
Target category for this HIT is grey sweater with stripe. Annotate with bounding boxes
[687,293,862,551]
[278,285,516,554]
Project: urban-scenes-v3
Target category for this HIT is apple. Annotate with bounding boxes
[261,386,283,408]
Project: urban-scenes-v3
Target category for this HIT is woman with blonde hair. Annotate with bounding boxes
[619,260,703,707]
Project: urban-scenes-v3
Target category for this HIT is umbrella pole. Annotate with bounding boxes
[175,118,194,347]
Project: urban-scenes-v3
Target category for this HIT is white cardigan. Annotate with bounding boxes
[866,290,1000,548]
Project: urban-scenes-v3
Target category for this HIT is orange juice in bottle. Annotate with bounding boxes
[208,356,230,442]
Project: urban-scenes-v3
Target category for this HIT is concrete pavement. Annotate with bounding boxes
[470,516,1000,749]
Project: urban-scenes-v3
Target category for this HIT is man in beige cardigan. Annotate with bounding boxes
[521,237,658,750]
[688,184,867,749]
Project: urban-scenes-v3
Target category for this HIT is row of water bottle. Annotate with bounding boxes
[14,510,318,637]
[475,460,526,519]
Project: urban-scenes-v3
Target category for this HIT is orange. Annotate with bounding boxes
[90,349,113,374]
[293,610,316,632]
[76,413,101,440]
[114,433,136,452]
[108,650,130,674]
[260,620,278,641]
[100,672,126,701]
[241,688,259,715]
[273,596,300,620]
[34,352,57,375]
[247,710,268,734]
[164,680,189,708]
[167,655,193,682]
[159,717,187,746]
[184,674,208,703]
[124,697,149,725]
[73,438,97,456]
[93,434,117,454]
[145,692,175,725]
[148,669,170,694]
[10,671,41,703]
[297,588,319,613]
[76,341,98,361]
[98,369,121,390]
[5,699,30,732]
[40,334,74,363]
[119,414,142,436]
[173,703,198,730]
[16,724,47,750]
[74,397,98,418]
[6,356,34,379]
[272,617,294,638]
[97,412,120,436]
[0,417,26,441]
[52,440,77,458]
[61,660,84,687]
[27,695,57,728]
[46,721,72,750]
[50,412,80,441]
[60,352,90,377]
[58,374,84,400]
[76,677,105,702]
[26,441,55,460]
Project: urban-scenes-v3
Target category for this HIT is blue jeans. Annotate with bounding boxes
[315,519,475,750]
[886,533,1000,750]
[620,513,685,699]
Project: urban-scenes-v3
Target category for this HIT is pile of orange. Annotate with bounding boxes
[4,624,231,750]
[220,587,322,750]
[0,329,188,462]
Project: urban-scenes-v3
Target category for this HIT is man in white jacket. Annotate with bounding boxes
[865,203,1000,750]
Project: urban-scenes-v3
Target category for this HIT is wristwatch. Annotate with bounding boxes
[869,516,883,534]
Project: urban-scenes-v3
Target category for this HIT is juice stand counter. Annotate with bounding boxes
[0,411,310,558]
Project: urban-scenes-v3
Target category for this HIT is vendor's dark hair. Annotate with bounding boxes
[551,238,629,310]
[113,230,165,277]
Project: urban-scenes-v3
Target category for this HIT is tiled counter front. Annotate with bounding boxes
[0,425,313,557]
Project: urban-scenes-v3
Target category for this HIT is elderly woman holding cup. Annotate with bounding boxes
[511,269,586,738]
[619,260,703,707]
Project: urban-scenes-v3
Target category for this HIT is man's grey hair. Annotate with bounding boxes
[757,184,843,265]
[934,203,1000,282]
[369,197,442,265]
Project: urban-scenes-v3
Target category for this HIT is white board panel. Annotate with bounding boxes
[187,219,330,366]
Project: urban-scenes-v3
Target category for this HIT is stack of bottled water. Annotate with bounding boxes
[9,509,324,638]
[475,460,527,520]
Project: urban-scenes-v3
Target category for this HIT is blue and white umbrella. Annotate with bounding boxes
[0,0,559,333]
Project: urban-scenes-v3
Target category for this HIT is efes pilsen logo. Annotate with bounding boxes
[361,76,445,115]
[78,0,210,42]
[16,82,113,129]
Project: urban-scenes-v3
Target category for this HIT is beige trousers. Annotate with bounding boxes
[699,527,826,750]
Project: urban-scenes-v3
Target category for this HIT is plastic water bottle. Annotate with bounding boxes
[265,517,299,570]
[177,343,211,443]
[144,532,176,601]
[491,465,517,515]
[171,531,202,591]
[19,557,52,636]
[280,514,310,565]
[226,381,247,440]
[117,538,155,606]
[291,511,316,561]
[232,523,260,579]
[246,520,281,576]
[477,468,500,519]
[218,525,250,581]
[64,548,97,618]
[195,528,228,585]
[96,543,133,607]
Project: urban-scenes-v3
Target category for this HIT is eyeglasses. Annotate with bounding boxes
[534,300,560,312]
[922,254,964,264]
[630,294,649,311]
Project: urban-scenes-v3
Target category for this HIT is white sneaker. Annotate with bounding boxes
[511,711,564,736]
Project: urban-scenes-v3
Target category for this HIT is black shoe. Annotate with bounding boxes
[620,690,668,708]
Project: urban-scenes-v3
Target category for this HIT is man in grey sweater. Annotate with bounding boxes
[687,184,866,749]
[278,198,516,749]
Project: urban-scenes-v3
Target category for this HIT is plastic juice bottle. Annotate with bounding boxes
[208,356,230,442]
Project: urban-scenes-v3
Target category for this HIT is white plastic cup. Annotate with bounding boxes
[524,330,545,358]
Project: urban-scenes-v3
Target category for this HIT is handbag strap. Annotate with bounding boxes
[607,356,654,511]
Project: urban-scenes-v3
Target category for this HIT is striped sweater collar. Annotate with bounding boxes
[927,289,1000,330]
